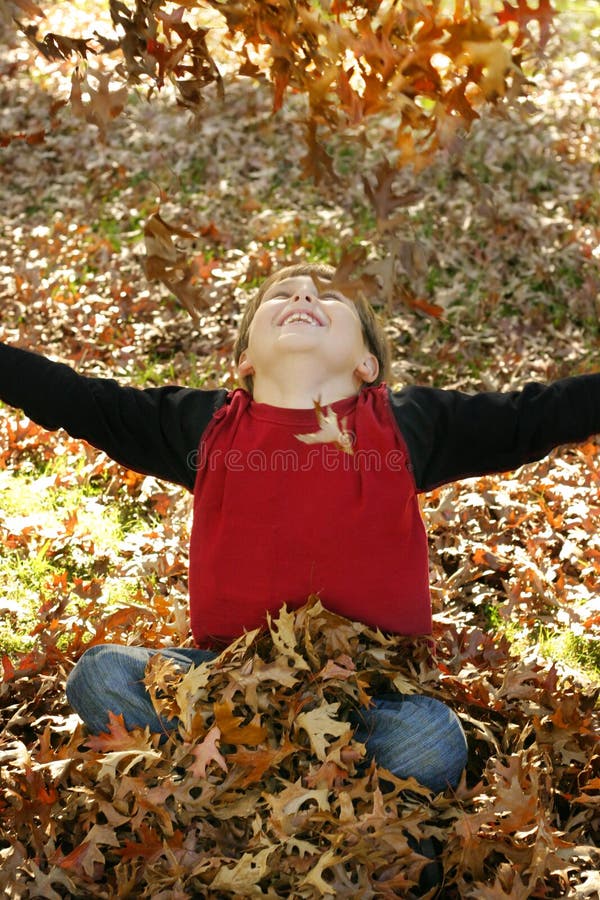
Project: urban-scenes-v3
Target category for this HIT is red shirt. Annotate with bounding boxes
[188,385,431,648]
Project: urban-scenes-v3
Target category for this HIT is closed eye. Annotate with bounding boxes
[321,291,355,308]
[264,291,291,301]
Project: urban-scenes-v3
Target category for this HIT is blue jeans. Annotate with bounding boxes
[66,644,467,794]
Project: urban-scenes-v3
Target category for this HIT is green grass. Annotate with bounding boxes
[544,631,600,680]
[130,351,226,388]
[0,464,153,657]
[482,603,600,685]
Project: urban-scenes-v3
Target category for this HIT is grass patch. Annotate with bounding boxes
[539,629,600,682]
[483,606,600,685]
[0,464,153,657]
[129,351,225,388]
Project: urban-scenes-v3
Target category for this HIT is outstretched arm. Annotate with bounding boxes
[390,374,600,492]
[0,343,228,490]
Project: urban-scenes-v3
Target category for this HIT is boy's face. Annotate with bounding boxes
[237,275,378,387]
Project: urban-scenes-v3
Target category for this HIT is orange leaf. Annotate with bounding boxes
[1,654,15,681]
[213,699,268,745]
[406,296,445,318]
[115,823,166,862]
[496,0,556,49]
[85,711,152,752]
[228,736,297,785]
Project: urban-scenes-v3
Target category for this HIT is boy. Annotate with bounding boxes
[1,261,598,794]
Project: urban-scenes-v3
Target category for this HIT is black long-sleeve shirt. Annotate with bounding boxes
[1,342,598,493]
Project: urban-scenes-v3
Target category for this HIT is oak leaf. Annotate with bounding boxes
[496,0,556,50]
[69,69,128,140]
[362,157,422,225]
[228,735,297,785]
[213,698,267,745]
[190,725,228,778]
[84,711,155,753]
[209,846,274,892]
[96,748,163,780]
[295,701,352,761]
[54,824,120,878]
[295,399,354,454]
[267,604,311,672]
[268,778,331,837]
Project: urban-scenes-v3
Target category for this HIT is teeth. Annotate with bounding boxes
[283,312,320,326]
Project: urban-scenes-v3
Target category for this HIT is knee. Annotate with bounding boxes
[66,645,99,687]
[65,644,119,704]
[405,695,468,789]
[407,694,467,747]
[356,693,468,793]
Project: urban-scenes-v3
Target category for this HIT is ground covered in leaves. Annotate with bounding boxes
[0,1,599,897]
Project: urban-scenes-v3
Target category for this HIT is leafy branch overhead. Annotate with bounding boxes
[12,0,557,165]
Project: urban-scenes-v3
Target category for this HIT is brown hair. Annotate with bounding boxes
[233,262,391,393]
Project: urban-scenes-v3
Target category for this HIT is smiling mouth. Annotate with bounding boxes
[280,311,324,327]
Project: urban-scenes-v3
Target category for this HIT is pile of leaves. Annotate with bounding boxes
[1,595,599,898]
[6,0,556,167]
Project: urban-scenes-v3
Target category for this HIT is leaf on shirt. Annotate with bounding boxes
[295,399,354,454]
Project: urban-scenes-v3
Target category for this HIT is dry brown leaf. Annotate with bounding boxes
[295,399,354,454]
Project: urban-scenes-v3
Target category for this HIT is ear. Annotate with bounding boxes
[355,353,379,384]
[237,350,255,378]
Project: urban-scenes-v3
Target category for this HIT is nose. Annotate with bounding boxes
[292,292,315,302]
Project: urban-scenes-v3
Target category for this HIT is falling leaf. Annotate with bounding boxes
[362,158,422,226]
[69,69,128,139]
[496,0,557,50]
[142,211,212,323]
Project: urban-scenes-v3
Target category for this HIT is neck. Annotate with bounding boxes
[251,362,362,409]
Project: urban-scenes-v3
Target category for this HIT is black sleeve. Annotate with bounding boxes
[0,343,228,491]
[389,375,600,492]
